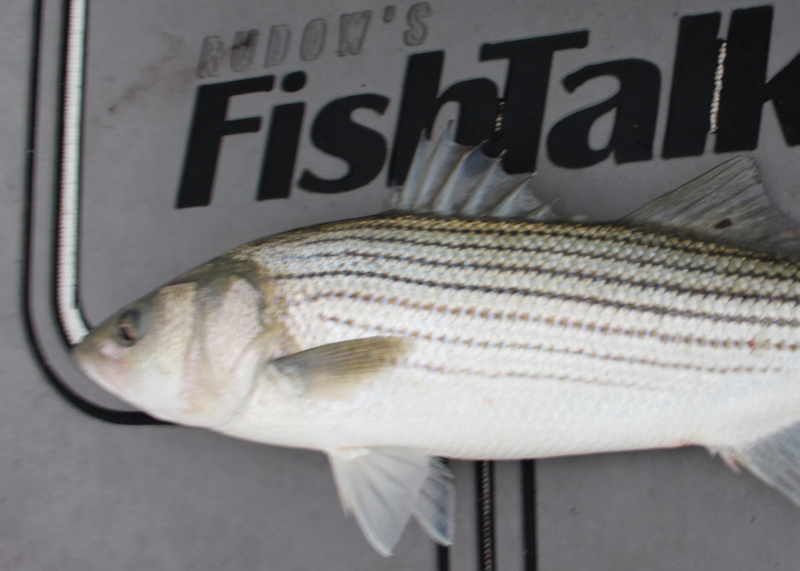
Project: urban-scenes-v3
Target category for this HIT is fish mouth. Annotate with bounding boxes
[70,342,128,401]
[70,341,94,376]
[71,343,106,386]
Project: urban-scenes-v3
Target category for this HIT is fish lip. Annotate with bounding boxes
[70,342,129,402]
[70,341,93,376]
[70,343,104,387]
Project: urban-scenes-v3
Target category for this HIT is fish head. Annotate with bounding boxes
[72,258,280,427]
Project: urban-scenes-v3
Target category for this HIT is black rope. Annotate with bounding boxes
[475,460,496,571]
[22,0,170,426]
[521,460,538,571]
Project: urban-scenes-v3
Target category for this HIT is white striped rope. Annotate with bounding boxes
[57,0,90,344]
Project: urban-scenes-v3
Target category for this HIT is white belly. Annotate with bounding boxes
[220,335,800,459]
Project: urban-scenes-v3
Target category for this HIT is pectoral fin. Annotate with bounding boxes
[328,447,454,556]
[271,336,411,400]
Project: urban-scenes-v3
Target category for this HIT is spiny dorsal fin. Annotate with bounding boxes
[412,123,465,211]
[389,125,552,220]
[391,134,435,211]
[622,157,800,254]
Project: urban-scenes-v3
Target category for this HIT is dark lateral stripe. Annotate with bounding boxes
[312,296,798,351]
[319,315,788,370]
[273,234,798,282]
[276,248,798,304]
[264,225,799,282]
[264,214,784,264]
[407,361,650,389]
[374,216,792,263]
[276,270,800,328]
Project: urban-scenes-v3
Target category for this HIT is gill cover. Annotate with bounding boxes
[73,259,273,427]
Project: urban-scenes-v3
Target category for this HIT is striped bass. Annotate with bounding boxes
[72,131,800,555]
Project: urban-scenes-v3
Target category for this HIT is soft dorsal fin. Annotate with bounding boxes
[389,125,556,221]
[622,157,800,255]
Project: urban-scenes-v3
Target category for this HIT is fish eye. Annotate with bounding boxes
[115,308,142,346]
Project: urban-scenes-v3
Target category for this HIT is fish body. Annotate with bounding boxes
[222,214,800,459]
[72,134,800,555]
